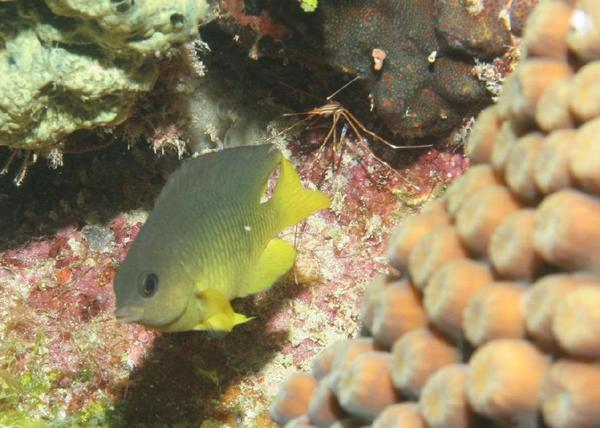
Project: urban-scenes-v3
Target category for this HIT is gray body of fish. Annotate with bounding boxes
[143,144,280,298]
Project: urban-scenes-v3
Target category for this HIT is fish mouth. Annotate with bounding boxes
[114,306,144,324]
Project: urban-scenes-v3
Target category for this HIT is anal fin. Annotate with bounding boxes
[240,238,296,297]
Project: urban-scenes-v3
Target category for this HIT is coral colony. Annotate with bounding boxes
[0,0,598,427]
[272,1,600,427]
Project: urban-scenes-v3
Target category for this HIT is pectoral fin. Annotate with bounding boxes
[194,288,253,332]
[240,238,296,297]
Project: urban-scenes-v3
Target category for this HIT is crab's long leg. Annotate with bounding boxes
[344,110,431,149]
[13,151,31,187]
[1,149,19,176]
[264,115,313,143]
[321,113,337,152]
[334,120,349,175]
[341,111,402,177]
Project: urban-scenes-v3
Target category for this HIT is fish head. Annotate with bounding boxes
[113,242,195,330]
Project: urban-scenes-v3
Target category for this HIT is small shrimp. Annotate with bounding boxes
[269,76,430,177]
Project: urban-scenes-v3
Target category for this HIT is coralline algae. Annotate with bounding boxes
[0,135,465,426]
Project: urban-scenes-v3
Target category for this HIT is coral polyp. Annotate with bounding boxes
[270,1,600,426]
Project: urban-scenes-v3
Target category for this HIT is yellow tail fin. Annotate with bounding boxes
[269,157,331,230]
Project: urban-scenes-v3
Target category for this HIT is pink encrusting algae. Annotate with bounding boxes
[0,128,467,426]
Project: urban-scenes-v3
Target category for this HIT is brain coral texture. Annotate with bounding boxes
[316,0,533,138]
[271,0,600,427]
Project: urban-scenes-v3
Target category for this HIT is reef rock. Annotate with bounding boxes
[316,0,529,138]
[0,0,207,150]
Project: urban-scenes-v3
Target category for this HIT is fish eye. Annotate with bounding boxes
[138,273,159,298]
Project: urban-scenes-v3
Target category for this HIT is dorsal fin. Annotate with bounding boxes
[154,144,281,211]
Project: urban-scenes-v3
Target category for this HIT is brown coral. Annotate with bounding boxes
[408,225,469,289]
[386,211,450,271]
[533,129,576,193]
[488,209,543,279]
[524,274,592,349]
[419,364,474,428]
[311,0,524,139]
[424,259,493,339]
[455,184,520,256]
[463,282,527,346]
[390,328,461,398]
[271,373,318,425]
[522,0,573,59]
[335,351,398,422]
[370,279,428,348]
[542,360,600,428]
[307,374,345,425]
[466,339,548,422]
[271,2,600,425]
[567,0,600,61]
[371,403,426,428]
[570,117,600,193]
[552,284,600,358]
[533,189,600,271]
